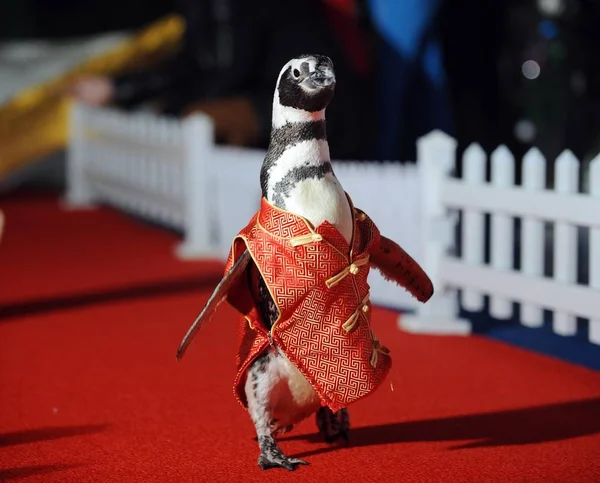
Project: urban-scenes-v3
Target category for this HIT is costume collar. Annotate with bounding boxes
[257,195,359,255]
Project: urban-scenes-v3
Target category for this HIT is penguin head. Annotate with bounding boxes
[274,54,336,117]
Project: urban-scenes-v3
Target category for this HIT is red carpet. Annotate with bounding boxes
[1,191,600,483]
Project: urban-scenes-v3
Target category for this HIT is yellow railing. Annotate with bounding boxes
[0,14,185,180]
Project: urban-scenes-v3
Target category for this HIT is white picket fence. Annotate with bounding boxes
[65,102,600,345]
[65,102,423,312]
[65,103,221,258]
[401,132,600,344]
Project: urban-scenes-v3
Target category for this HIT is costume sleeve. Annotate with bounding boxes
[369,235,434,303]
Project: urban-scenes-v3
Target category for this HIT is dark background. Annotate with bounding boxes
[2,0,600,166]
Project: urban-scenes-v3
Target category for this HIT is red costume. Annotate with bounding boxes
[224,196,433,413]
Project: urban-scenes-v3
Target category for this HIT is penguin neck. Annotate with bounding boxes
[261,105,352,239]
[260,109,335,207]
[267,104,331,166]
[267,120,330,164]
[272,102,326,129]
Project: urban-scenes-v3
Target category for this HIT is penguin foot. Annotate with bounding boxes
[257,435,308,471]
[316,407,350,444]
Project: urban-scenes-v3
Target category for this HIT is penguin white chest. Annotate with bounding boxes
[283,173,353,244]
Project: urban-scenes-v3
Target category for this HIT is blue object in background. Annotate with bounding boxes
[367,0,454,160]
[539,20,559,40]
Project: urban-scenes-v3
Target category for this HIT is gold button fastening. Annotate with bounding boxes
[349,264,359,275]
[362,305,369,313]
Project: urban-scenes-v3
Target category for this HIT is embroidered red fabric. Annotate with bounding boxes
[224,197,432,413]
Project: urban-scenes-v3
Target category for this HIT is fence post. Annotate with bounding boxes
[589,154,600,344]
[175,114,219,259]
[399,130,471,335]
[461,143,486,311]
[64,102,95,208]
[553,150,578,336]
[489,145,515,319]
[520,147,546,327]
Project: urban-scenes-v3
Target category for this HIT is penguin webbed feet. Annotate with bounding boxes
[316,406,350,444]
[257,435,309,471]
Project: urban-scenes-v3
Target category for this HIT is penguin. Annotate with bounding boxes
[177,54,434,471]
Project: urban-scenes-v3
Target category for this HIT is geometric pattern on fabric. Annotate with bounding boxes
[226,196,391,412]
[224,196,433,412]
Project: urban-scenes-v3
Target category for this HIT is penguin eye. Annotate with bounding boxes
[293,68,300,78]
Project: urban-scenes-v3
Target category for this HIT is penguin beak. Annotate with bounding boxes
[308,65,335,88]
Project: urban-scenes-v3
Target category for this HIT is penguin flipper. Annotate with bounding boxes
[370,235,434,303]
[176,249,251,360]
